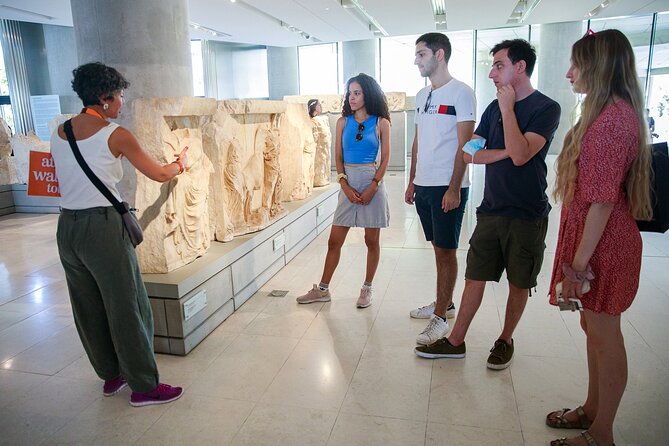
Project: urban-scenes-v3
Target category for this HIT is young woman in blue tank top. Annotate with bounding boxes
[296,73,391,308]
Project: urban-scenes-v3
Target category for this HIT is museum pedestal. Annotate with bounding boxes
[144,183,339,355]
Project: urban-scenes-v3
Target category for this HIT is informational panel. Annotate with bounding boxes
[27,151,60,197]
[30,95,61,141]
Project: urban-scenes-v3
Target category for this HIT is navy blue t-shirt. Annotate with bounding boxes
[474,90,561,220]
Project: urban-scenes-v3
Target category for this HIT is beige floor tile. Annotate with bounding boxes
[0,312,74,364]
[341,344,432,421]
[328,413,426,446]
[48,391,169,445]
[426,422,523,445]
[137,393,255,445]
[261,338,365,411]
[2,325,84,375]
[188,334,298,402]
[0,369,50,409]
[428,352,520,431]
[230,404,338,446]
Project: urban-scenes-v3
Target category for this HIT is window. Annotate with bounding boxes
[298,43,340,95]
[191,40,205,97]
[446,30,474,88]
[379,35,426,94]
[232,47,269,99]
[643,13,669,141]
[0,41,14,133]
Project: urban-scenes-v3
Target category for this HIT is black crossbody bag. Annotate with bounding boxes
[63,119,144,247]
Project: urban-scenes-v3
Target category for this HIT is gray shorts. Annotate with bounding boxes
[332,165,390,228]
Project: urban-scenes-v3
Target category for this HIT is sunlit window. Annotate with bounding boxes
[298,43,340,95]
[191,40,205,97]
[379,35,426,95]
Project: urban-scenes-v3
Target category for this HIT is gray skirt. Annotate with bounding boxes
[332,165,390,228]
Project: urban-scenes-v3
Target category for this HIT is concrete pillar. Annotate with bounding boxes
[537,21,583,154]
[70,0,193,100]
[342,39,379,82]
[267,46,299,100]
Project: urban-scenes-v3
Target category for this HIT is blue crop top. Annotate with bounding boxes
[342,115,379,164]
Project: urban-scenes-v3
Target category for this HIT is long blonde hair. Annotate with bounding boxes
[554,29,652,220]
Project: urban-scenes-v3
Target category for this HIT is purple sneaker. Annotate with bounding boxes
[103,376,128,396]
[130,383,183,407]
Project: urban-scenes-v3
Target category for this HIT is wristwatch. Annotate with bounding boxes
[372,177,382,185]
[336,173,348,183]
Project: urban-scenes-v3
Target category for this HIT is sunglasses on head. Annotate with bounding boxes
[355,123,365,142]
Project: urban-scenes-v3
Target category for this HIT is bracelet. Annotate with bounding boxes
[172,160,184,174]
[336,173,348,183]
[562,263,594,284]
[372,177,382,185]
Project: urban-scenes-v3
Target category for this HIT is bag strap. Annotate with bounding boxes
[63,119,127,215]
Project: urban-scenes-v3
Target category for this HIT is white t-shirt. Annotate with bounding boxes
[413,78,476,187]
[51,122,124,209]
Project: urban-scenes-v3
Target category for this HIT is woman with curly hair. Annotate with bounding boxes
[296,73,391,308]
[546,30,652,446]
[51,62,187,407]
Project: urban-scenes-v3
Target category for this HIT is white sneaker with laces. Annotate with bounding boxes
[409,301,456,319]
[416,315,449,345]
[410,301,435,319]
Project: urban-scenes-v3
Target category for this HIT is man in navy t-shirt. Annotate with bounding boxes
[416,39,561,370]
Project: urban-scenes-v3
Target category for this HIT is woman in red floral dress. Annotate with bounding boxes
[546,30,652,446]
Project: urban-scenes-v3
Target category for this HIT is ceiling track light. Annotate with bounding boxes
[430,0,447,30]
[189,22,232,38]
[586,0,616,18]
[280,21,318,41]
[340,0,388,37]
[506,0,543,24]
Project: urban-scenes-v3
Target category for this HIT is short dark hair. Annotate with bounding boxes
[490,39,537,77]
[71,62,130,106]
[416,32,452,63]
[342,73,390,122]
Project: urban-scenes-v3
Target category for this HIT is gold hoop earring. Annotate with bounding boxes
[103,103,109,110]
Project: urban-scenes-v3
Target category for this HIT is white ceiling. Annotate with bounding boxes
[0,0,668,47]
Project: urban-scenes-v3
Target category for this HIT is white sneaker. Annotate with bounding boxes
[410,302,456,319]
[416,315,449,345]
[356,286,373,308]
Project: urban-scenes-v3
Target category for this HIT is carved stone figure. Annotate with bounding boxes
[311,115,332,187]
[128,96,217,273]
[202,100,287,241]
[0,118,19,185]
[163,128,213,269]
[278,103,316,201]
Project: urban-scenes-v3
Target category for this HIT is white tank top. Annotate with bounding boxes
[50,122,123,209]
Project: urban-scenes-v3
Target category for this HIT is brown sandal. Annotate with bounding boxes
[546,406,592,429]
[550,431,615,446]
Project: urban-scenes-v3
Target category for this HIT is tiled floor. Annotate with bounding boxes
[1,158,668,445]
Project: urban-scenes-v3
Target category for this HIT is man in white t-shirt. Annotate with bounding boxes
[404,32,476,346]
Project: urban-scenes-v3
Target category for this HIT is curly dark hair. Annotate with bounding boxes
[490,39,537,77]
[342,73,390,122]
[71,62,130,106]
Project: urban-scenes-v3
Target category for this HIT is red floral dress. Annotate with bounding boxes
[549,101,642,315]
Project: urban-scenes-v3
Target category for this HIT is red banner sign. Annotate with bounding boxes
[27,151,61,197]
